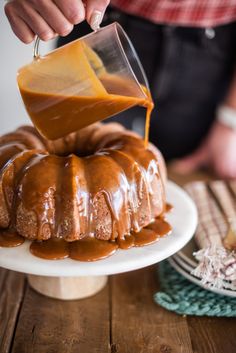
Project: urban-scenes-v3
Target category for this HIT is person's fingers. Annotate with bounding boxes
[54,0,85,25]
[12,2,56,41]
[33,1,74,37]
[171,144,209,174]
[86,0,110,30]
[4,3,35,43]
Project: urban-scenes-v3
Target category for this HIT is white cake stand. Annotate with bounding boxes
[0,181,198,300]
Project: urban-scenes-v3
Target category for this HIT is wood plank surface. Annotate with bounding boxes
[1,266,236,353]
[110,266,193,353]
[187,316,236,353]
[0,269,25,353]
[11,280,110,353]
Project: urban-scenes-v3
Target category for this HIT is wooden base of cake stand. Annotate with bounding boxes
[27,275,108,300]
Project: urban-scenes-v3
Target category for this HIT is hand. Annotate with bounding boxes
[172,121,236,179]
[4,0,110,43]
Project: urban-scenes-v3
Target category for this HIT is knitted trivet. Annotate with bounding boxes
[154,261,236,317]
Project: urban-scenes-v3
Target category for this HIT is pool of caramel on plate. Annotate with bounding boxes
[0,215,172,261]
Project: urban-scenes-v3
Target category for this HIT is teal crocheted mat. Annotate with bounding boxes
[154,261,236,317]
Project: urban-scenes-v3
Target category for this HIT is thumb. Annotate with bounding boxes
[171,143,209,174]
[86,0,110,30]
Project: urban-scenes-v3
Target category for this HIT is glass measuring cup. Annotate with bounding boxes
[17,22,153,141]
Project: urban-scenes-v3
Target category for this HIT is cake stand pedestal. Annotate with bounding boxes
[28,274,108,300]
[0,182,198,300]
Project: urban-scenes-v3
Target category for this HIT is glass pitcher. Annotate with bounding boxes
[17,22,153,141]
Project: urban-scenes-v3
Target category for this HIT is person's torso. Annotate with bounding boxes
[111,0,236,27]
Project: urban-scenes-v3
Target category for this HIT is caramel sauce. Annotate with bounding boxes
[117,235,135,249]
[0,230,25,247]
[147,218,172,236]
[143,88,153,148]
[165,203,173,213]
[69,237,118,261]
[18,40,153,144]
[133,228,160,247]
[0,217,171,261]
[30,237,118,261]
[0,143,25,169]
[30,238,69,260]
[18,76,153,144]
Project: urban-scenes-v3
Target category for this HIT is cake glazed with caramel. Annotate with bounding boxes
[0,122,171,261]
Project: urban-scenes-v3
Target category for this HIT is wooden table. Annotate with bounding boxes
[1,171,236,353]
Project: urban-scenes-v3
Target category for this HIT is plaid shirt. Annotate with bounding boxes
[111,0,236,27]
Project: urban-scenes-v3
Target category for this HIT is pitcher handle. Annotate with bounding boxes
[33,36,40,59]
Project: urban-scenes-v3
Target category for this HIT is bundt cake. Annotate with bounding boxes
[0,122,167,245]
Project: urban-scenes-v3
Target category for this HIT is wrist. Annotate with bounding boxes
[216,105,236,131]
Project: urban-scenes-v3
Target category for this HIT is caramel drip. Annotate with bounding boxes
[30,238,69,260]
[69,237,118,261]
[142,87,154,148]
[107,135,166,222]
[147,217,172,236]
[101,149,143,232]
[0,143,25,169]
[84,154,130,241]
[0,229,24,247]
[144,104,152,149]
[117,235,135,249]
[58,155,80,240]
[59,155,89,241]
[133,228,159,247]
[15,154,63,239]
[0,151,41,228]
[165,203,173,213]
